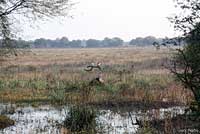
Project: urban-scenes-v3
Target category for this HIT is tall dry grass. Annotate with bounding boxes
[0,47,193,106]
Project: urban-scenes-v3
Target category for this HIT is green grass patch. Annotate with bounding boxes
[64,105,98,133]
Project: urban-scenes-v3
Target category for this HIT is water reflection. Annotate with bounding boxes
[0,104,186,134]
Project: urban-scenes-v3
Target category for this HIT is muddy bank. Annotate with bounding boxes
[149,114,200,134]
[88,100,185,111]
[0,115,14,129]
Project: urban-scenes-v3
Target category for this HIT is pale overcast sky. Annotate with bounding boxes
[21,0,178,41]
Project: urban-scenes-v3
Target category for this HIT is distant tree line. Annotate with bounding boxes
[0,36,182,48]
[31,37,124,48]
[129,36,163,46]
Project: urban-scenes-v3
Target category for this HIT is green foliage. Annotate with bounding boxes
[64,106,98,133]
[172,44,200,111]
[8,80,21,89]
[0,79,49,90]
[170,0,200,112]
[86,39,101,48]
[129,36,160,46]
[65,81,88,92]
[118,83,130,91]
[102,37,124,47]
[189,101,200,116]
[171,31,200,111]
[95,84,118,93]
[134,79,150,90]
[27,79,47,90]
[0,80,5,90]
[49,89,66,104]
[47,81,67,103]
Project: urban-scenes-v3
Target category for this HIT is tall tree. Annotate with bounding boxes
[0,0,72,55]
[170,0,200,112]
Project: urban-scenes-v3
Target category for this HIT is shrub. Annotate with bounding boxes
[63,106,98,133]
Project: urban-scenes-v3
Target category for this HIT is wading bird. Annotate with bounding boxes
[84,62,102,72]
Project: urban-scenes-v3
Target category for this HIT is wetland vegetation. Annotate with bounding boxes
[0,47,198,133]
